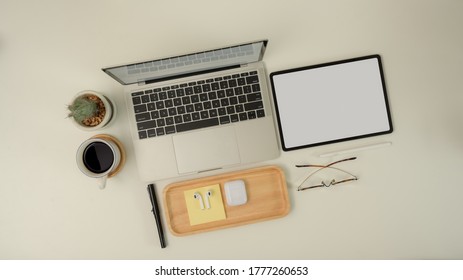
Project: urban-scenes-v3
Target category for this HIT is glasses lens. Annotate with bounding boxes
[299,166,356,190]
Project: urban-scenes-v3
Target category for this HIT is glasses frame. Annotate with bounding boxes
[296,157,358,191]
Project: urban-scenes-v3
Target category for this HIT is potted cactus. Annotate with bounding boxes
[67,90,114,130]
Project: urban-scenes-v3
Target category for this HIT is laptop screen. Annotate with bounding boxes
[102,40,267,85]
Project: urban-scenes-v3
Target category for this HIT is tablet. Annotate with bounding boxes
[270,55,393,151]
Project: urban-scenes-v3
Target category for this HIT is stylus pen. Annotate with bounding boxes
[319,142,392,158]
[147,184,166,248]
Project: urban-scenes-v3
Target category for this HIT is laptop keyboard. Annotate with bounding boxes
[131,71,266,139]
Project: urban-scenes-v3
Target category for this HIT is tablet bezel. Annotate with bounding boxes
[269,55,393,151]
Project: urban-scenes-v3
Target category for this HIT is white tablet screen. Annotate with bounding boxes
[270,55,392,151]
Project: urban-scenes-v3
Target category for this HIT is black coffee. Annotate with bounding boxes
[83,142,114,174]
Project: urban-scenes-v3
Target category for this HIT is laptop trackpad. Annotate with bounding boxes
[173,126,241,174]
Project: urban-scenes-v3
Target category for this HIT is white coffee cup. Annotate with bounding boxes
[76,137,121,189]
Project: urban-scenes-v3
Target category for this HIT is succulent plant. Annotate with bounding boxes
[67,95,99,123]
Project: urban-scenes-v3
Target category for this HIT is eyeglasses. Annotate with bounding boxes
[295,157,358,191]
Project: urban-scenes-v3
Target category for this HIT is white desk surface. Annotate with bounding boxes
[1,0,463,260]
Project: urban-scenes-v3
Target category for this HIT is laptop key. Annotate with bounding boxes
[138,131,148,139]
[231,114,239,122]
[150,93,159,102]
[156,101,164,110]
[183,113,192,122]
[156,127,165,136]
[134,104,147,113]
[212,100,220,108]
[226,106,235,114]
[235,104,244,112]
[217,90,226,98]
[165,126,176,134]
[246,75,259,84]
[147,129,157,138]
[165,117,174,126]
[234,87,243,95]
[132,91,144,97]
[257,109,265,118]
[226,89,234,97]
[220,116,230,124]
[185,87,194,95]
[174,116,183,124]
[218,108,226,116]
[244,101,264,111]
[177,106,186,114]
[203,101,212,110]
[132,96,142,105]
[209,109,218,117]
[176,118,219,133]
[211,82,220,90]
[151,111,159,119]
[220,81,228,89]
[165,99,173,108]
[200,93,208,101]
[208,91,217,100]
[156,119,165,127]
[159,109,168,118]
[220,98,229,107]
[246,92,262,102]
[176,88,185,96]
[248,111,257,119]
[191,95,199,103]
[186,104,194,113]
[202,84,211,92]
[141,95,150,103]
[194,103,203,111]
[147,103,156,111]
[168,108,177,116]
[136,112,151,122]
[192,112,200,120]
[173,98,182,106]
[230,96,238,105]
[182,96,191,104]
[194,86,202,94]
[200,111,209,119]
[228,79,237,88]
[137,120,157,130]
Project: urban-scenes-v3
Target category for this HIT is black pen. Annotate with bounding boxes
[147,184,166,248]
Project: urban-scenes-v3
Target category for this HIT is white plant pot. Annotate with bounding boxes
[69,90,115,131]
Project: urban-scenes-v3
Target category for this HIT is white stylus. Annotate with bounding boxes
[319,142,392,158]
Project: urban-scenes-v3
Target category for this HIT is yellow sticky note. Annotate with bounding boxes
[184,184,226,226]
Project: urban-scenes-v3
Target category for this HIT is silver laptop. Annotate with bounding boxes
[102,40,279,181]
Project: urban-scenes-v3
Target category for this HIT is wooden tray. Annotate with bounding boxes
[163,166,290,236]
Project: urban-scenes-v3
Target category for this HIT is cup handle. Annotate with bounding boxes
[98,175,108,190]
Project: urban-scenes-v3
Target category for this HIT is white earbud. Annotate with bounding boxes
[193,192,205,210]
[204,190,212,209]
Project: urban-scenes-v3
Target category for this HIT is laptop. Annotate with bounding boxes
[102,40,279,181]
